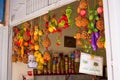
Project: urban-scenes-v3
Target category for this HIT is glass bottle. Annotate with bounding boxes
[60,53,65,74]
[64,55,69,74]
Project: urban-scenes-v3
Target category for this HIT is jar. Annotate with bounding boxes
[60,53,65,74]
[74,50,80,73]
[47,59,52,74]
[52,58,57,74]
[64,55,69,74]
[70,53,75,73]
[68,57,72,73]
[43,64,48,74]
[71,57,75,73]
[56,57,60,74]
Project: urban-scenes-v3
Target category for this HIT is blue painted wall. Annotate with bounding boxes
[0,0,5,23]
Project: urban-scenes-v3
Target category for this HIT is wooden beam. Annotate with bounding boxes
[5,0,9,26]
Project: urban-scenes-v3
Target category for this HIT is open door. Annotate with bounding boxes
[0,26,8,80]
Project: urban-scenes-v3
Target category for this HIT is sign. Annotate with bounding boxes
[79,52,103,76]
[28,55,38,68]
[0,0,5,22]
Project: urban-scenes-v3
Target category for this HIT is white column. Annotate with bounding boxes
[0,26,8,80]
[104,0,120,80]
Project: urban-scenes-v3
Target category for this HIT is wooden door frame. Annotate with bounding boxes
[7,0,115,80]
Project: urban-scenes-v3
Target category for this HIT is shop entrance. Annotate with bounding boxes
[8,0,114,80]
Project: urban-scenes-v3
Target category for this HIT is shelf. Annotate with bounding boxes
[34,73,88,76]
[34,73,108,80]
[98,77,107,79]
[34,69,107,80]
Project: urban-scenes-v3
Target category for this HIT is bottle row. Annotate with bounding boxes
[34,50,80,75]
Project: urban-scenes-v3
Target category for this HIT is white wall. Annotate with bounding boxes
[12,62,33,80]
[0,27,8,80]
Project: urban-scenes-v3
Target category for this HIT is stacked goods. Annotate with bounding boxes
[12,22,45,71]
[74,0,105,52]
[43,62,48,74]
[52,57,57,74]
[74,50,80,73]
[96,0,105,49]
[42,16,52,74]
[64,55,69,74]
[12,6,72,72]
[42,35,51,48]
[47,57,52,74]
[53,53,60,74]
[59,53,65,74]
[74,0,89,46]
[68,57,72,73]
[56,55,60,74]
[12,22,31,64]
[88,0,105,50]
[43,6,72,46]
[33,50,81,75]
